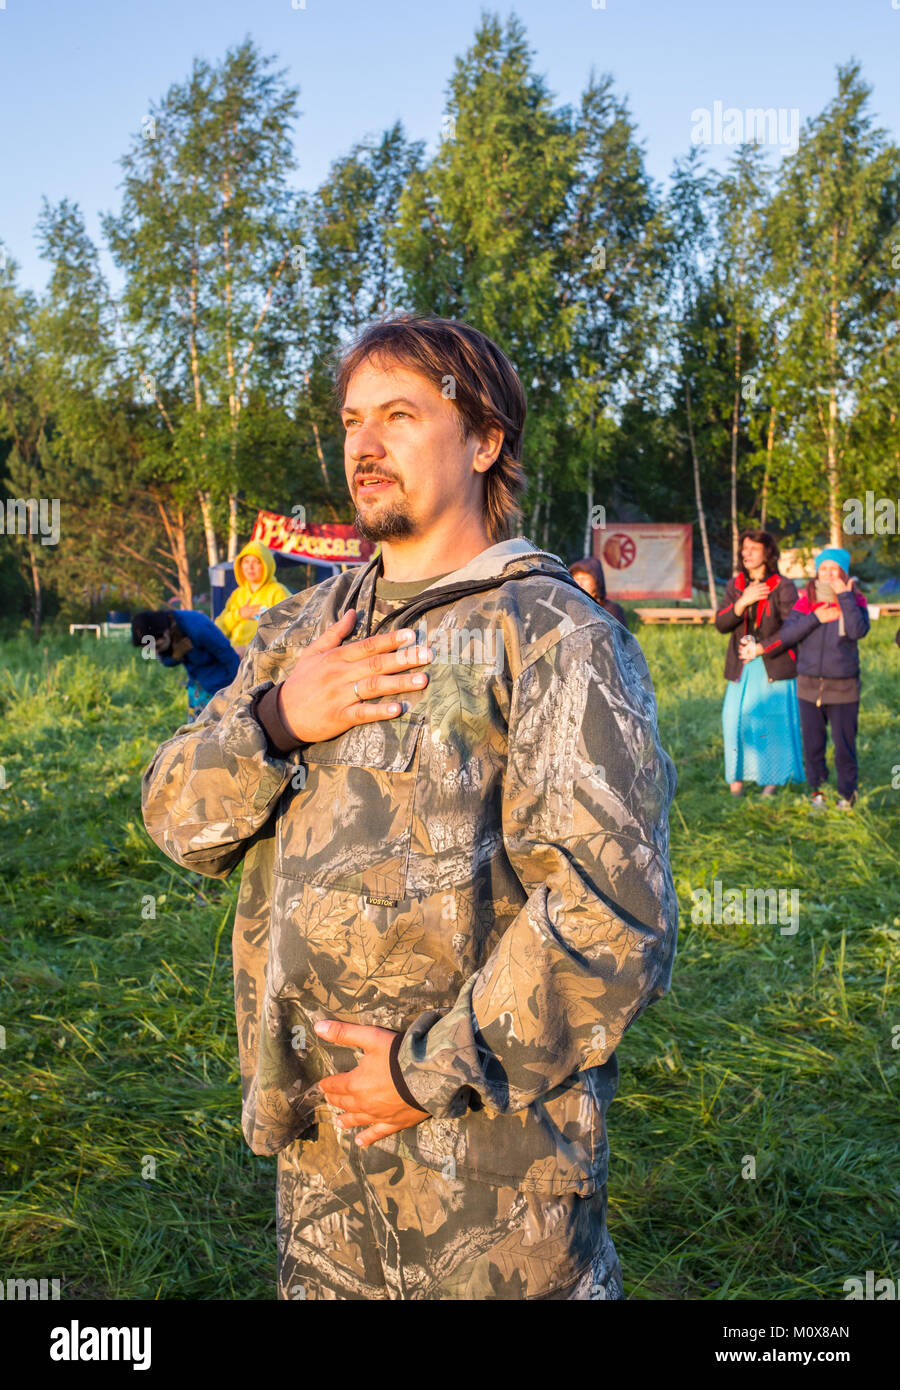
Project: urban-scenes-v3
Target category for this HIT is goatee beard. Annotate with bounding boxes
[354,503,416,542]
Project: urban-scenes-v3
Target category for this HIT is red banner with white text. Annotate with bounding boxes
[249,510,376,564]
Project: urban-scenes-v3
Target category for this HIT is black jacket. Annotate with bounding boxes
[715,574,799,682]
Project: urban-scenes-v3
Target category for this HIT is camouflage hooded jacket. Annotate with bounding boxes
[141,539,678,1194]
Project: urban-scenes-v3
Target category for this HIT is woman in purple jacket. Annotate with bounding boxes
[742,547,869,809]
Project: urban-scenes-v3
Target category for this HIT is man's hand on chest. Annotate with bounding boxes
[275,608,434,745]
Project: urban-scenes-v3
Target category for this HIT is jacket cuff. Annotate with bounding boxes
[388,1032,431,1114]
[395,1000,491,1119]
[253,684,305,757]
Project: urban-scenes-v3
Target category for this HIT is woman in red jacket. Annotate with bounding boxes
[715,530,803,797]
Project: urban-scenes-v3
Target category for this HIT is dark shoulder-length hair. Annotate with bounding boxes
[569,556,607,600]
[737,529,781,579]
[131,609,177,646]
[333,314,526,543]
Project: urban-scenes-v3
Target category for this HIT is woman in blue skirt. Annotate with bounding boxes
[715,530,804,797]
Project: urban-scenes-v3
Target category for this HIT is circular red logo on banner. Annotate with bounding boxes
[602,533,636,569]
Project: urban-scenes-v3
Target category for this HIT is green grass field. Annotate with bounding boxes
[1,623,897,1299]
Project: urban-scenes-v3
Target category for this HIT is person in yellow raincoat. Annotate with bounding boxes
[216,540,291,655]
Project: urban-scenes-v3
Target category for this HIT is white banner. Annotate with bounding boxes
[593,523,693,600]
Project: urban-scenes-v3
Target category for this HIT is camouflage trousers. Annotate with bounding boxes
[275,1115,624,1301]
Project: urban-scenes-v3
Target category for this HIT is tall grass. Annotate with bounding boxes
[0,623,897,1298]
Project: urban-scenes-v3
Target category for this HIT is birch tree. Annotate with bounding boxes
[102,38,307,563]
[766,62,900,544]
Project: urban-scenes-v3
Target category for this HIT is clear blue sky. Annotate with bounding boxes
[2,0,899,295]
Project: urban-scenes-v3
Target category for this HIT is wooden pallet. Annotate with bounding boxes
[635,602,900,625]
[634,608,716,625]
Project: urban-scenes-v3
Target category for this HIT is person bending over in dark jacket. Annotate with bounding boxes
[131,609,240,721]
[742,547,869,809]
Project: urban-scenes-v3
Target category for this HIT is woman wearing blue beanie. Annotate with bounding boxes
[715,530,804,797]
[742,547,870,809]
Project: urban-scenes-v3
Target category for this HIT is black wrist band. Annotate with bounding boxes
[253,684,305,757]
[389,1032,430,1114]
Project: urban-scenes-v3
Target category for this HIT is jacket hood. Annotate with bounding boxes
[341,537,574,634]
[348,538,568,600]
[426,537,570,587]
[235,540,276,588]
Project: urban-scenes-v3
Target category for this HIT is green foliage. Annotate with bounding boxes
[0,635,276,1297]
[764,62,900,534]
[2,23,898,631]
[296,121,426,512]
[393,15,593,533]
[100,38,310,545]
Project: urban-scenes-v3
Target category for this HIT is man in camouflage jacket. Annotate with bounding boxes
[141,316,678,1300]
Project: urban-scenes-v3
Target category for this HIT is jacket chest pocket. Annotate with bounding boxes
[276,713,426,903]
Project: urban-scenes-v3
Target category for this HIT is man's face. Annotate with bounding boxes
[155,627,172,654]
[340,357,500,543]
[817,560,842,586]
[742,539,766,571]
